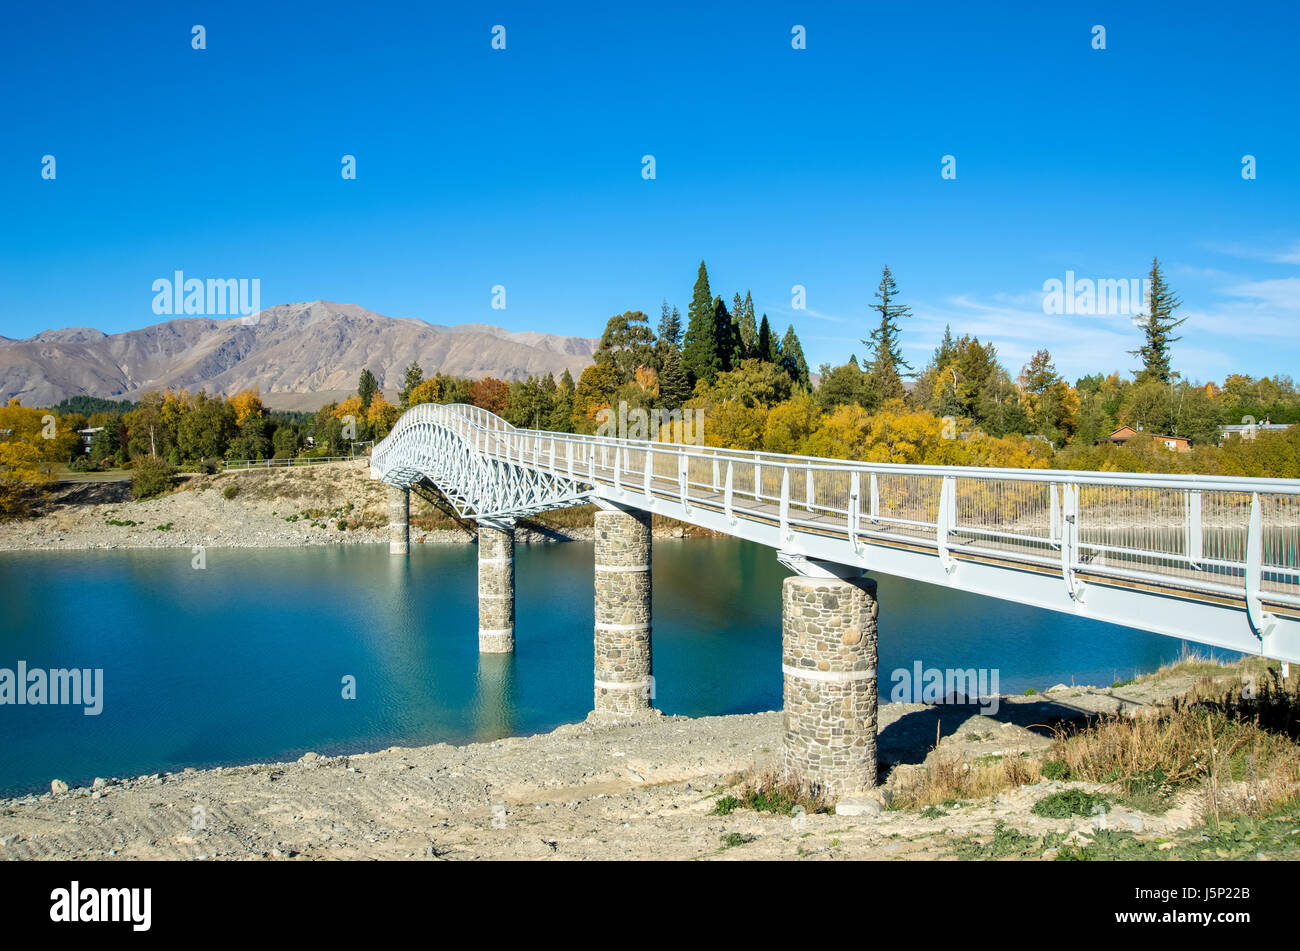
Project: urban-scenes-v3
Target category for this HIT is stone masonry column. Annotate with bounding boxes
[388,485,409,555]
[477,519,515,653]
[781,573,878,798]
[593,507,652,716]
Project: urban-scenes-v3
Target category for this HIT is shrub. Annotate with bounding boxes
[197,457,221,475]
[1041,759,1071,781]
[716,769,832,817]
[1031,788,1109,818]
[710,796,740,816]
[222,484,239,500]
[131,457,175,500]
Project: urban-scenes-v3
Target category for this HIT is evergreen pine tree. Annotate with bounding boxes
[713,296,740,372]
[357,368,378,412]
[657,299,681,348]
[733,291,758,358]
[864,265,913,404]
[398,361,423,408]
[550,369,576,432]
[681,260,720,385]
[658,347,692,409]
[933,325,957,368]
[1129,257,1185,384]
[757,314,781,363]
[780,325,810,389]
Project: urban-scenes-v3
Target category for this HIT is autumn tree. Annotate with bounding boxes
[572,362,622,433]
[1017,349,1076,446]
[406,376,445,407]
[467,377,509,416]
[229,389,264,426]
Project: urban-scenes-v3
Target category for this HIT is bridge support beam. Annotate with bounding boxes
[477,519,516,653]
[781,571,878,798]
[388,485,409,555]
[593,507,653,716]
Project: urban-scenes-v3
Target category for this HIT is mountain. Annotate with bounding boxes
[0,301,598,411]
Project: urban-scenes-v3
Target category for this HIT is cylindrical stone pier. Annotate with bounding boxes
[781,574,879,798]
[477,519,515,653]
[388,485,409,555]
[593,508,652,716]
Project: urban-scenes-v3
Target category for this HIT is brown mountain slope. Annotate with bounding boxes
[0,301,597,409]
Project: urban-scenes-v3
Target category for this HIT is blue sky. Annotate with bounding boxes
[2,0,1297,385]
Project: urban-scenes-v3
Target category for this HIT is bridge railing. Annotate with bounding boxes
[373,403,1300,617]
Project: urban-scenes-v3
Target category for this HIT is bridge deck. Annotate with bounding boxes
[371,402,1300,663]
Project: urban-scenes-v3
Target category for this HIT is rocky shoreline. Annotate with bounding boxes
[0,462,689,552]
[0,674,1230,861]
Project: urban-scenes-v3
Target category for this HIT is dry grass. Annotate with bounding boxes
[713,768,834,816]
[1050,669,1300,817]
[888,662,1300,817]
[890,749,1042,810]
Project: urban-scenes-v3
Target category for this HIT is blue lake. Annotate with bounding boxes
[0,539,1233,796]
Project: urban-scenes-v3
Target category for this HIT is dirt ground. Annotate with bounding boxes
[0,675,1229,862]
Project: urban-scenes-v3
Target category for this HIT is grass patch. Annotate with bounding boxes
[1050,668,1300,818]
[710,796,740,816]
[712,769,833,817]
[719,832,755,849]
[891,747,1041,810]
[950,796,1300,861]
[1031,788,1110,818]
[1041,759,1070,781]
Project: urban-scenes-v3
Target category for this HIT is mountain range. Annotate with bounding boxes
[0,301,598,411]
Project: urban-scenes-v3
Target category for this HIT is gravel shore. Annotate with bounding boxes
[0,462,688,552]
[0,678,1216,861]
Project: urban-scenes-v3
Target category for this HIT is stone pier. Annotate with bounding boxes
[388,485,409,555]
[593,507,653,716]
[477,519,515,653]
[781,572,879,798]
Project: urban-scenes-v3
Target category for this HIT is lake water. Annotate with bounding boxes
[0,539,1232,796]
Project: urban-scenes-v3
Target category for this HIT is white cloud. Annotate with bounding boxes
[1222,277,1300,312]
[1203,240,1300,265]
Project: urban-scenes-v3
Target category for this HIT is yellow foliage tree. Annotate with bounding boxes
[230,388,264,426]
[367,392,401,436]
[333,395,364,422]
[406,377,445,407]
[762,391,820,454]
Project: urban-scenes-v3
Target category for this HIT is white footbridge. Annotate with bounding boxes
[372,402,1300,665]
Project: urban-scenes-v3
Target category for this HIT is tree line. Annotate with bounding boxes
[3,256,1298,517]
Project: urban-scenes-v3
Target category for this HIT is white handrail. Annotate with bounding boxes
[372,402,1300,620]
